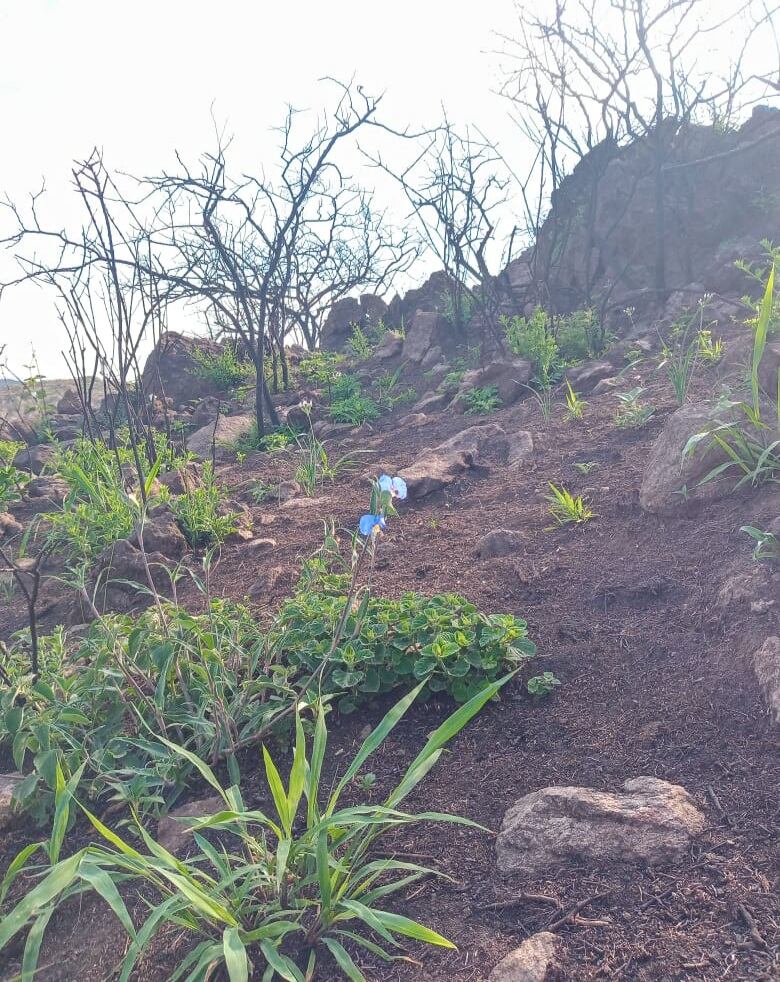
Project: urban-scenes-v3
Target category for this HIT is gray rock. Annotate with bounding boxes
[26,476,69,503]
[413,390,452,414]
[0,774,23,830]
[436,423,506,458]
[12,444,55,475]
[753,636,780,725]
[373,331,403,360]
[497,776,706,875]
[402,311,450,363]
[55,389,83,415]
[157,796,223,853]
[592,376,622,395]
[0,512,23,541]
[186,414,255,457]
[131,507,188,559]
[420,344,444,370]
[566,360,614,392]
[506,431,534,468]
[141,332,231,408]
[489,932,560,982]
[476,529,524,559]
[398,448,474,499]
[456,356,532,406]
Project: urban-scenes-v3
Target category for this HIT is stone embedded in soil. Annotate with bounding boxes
[248,564,289,598]
[639,403,732,515]
[592,376,621,395]
[130,506,188,559]
[12,443,56,476]
[25,475,70,503]
[753,636,780,725]
[565,359,614,393]
[488,932,560,982]
[186,414,255,457]
[456,355,532,406]
[55,388,83,415]
[412,390,452,414]
[0,773,23,829]
[496,776,707,876]
[436,422,506,458]
[506,430,534,468]
[476,528,524,559]
[402,310,450,363]
[0,512,23,541]
[398,448,474,498]
[156,795,223,853]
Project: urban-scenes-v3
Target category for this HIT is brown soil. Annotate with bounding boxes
[1,356,779,981]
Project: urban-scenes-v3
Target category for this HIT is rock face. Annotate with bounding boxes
[566,360,614,393]
[130,506,188,560]
[496,777,706,875]
[141,331,226,408]
[320,294,388,352]
[402,311,451,364]
[753,637,780,725]
[398,448,475,499]
[55,389,83,415]
[489,933,560,982]
[456,355,532,406]
[373,330,403,360]
[639,404,729,515]
[26,476,69,503]
[186,414,254,457]
[386,269,456,327]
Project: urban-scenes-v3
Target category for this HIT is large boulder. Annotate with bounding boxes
[398,448,475,499]
[456,355,532,406]
[402,311,451,363]
[496,777,706,876]
[639,403,730,515]
[436,423,507,457]
[489,933,560,982]
[186,414,254,457]
[0,513,23,541]
[130,506,188,560]
[386,269,456,327]
[55,389,83,415]
[141,332,226,408]
[753,636,780,725]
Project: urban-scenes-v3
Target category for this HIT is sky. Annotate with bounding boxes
[0,0,522,377]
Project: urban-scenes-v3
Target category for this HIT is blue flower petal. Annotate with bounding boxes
[392,477,408,500]
[359,513,378,536]
[378,475,393,493]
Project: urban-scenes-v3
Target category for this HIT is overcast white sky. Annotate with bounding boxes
[0,0,522,376]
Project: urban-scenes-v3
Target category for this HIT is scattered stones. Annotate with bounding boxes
[592,376,622,395]
[157,795,223,853]
[412,390,452,414]
[488,932,560,982]
[0,774,23,830]
[190,396,221,429]
[436,422,506,458]
[496,776,706,875]
[476,528,524,559]
[186,414,254,457]
[753,636,780,725]
[12,443,56,476]
[241,537,277,553]
[398,448,474,498]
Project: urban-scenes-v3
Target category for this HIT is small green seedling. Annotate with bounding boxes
[527,672,561,696]
[615,387,655,429]
[564,381,586,419]
[573,461,597,475]
[741,525,779,561]
[545,482,595,527]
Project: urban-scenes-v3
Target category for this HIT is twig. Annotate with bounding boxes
[736,903,767,950]
[476,893,562,912]
[546,891,612,933]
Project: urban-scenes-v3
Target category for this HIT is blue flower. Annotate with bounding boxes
[359,513,386,537]
[378,474,408,500]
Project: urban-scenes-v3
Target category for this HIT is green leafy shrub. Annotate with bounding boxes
[329,371,362,402]
[527,671,561,696]
[503,307,604,387]
[329,392,380,425]
[347,322,372,359]
[614,387,655,429]
[556,307,601,362]
[296,350,346,391]
[272,576,535,710]
[463,385,501,415]
[0,439,24,467]
[170,462,240,547]
[0,678,508,982]
[192,346,254,390]
[441,368,465,391]
[0,463,29,509]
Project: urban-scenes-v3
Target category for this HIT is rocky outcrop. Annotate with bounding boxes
[753,636,780,725]
[402,311,451,363]
[496,777,706,875]
[12,444,55,475]
[320,294,388,352]
[385,270,456,328]
[489,933,560,982]
[55,389,83,415]
[141,332,226,408]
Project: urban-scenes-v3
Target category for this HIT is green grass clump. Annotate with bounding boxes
[192,346,254,390]
[463,385,501,414]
